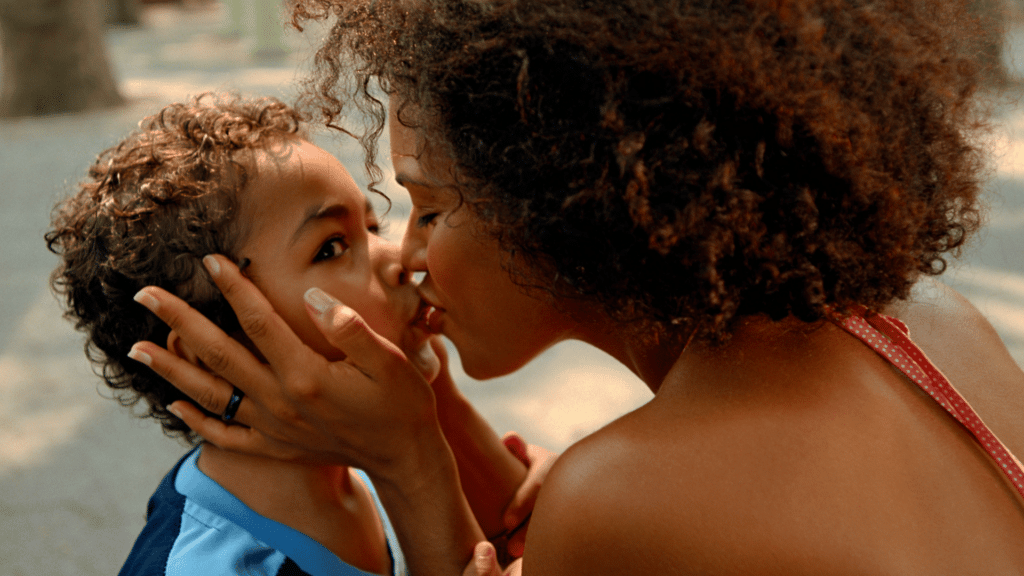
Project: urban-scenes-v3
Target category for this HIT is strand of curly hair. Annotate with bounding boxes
[47,94,303,443]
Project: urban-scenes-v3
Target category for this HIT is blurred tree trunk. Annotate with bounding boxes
[0,0,125,118]
[106,0,141,25]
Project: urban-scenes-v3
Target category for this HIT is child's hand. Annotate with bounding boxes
[463,542,522,576]
[500,432,558,558]
[425,336,457,392]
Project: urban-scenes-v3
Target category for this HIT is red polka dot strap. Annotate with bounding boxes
[832,308,1024,501]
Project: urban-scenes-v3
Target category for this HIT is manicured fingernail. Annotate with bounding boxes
[133,289,159,312]
[166,404,183,419]
[203,255,220,277]
[305,286,346,315]
[127,343,152,366]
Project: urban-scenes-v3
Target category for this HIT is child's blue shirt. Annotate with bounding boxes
[118,448,407,576]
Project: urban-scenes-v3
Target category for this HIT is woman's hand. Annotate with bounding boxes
[137,254,492,575]
[130,254,443,480]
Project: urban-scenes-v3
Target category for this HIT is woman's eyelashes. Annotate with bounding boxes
[314,237,349,262]
[416,212,438,228]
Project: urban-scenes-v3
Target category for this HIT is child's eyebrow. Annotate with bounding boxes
[290,203,350,247]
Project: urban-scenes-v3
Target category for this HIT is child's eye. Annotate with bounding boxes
[314,237,348,262]
[416,212,439,228]
[367,222,381,236]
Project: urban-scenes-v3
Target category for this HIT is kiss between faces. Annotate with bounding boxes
[388,104,579,380]
[217,138,441,380]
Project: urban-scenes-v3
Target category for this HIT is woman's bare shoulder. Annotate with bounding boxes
[520,421,681,575]
[886,276,1024,385]
[887,276,1024,454]
[519,410,757,575]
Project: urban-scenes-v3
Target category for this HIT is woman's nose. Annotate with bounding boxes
[400,217,428,272]
[370,235,409,288]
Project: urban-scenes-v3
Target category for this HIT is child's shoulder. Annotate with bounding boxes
[119,450,313,576]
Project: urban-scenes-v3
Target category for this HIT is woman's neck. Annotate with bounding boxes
[569,313,690,393]
[196,442,391,574]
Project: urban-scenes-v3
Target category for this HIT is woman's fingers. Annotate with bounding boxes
[134,284,273,396]
[168,401,305,463]
[168,400,257,451]
[200,255,311,375]
[129,339,257,424]
[304,287,410,375]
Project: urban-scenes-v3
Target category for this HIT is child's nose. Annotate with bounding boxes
[370,235,409,288]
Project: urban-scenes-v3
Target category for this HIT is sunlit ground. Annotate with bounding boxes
[0,3,1022,575]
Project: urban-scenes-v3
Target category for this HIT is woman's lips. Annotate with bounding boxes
[412,300,444,335]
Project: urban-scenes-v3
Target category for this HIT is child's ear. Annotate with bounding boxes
[166,330,204,368]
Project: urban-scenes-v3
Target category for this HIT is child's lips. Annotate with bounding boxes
[425,306,444,333]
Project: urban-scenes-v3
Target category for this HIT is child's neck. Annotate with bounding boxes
[196,442,391,575]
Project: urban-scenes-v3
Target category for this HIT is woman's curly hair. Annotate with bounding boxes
[46,94,303,443]
[291,0,993,342]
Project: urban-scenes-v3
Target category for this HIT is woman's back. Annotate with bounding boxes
[526,278,1024,574]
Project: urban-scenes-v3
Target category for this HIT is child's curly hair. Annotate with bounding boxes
[291,0,993,343]
[47,94,303,443]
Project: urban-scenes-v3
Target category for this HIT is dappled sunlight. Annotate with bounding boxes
[0,293,101,473]
[120,66,300,104]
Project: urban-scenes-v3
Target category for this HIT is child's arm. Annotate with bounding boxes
[427,339,528,540]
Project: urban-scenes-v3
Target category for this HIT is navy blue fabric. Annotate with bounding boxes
[117,454,194,576]
[117,448,404,576]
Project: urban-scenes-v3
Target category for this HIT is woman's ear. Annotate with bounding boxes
[166,330,204,368]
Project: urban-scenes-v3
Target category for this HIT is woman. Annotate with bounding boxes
[129,0,1024,573]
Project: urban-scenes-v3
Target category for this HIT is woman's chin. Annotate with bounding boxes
[409,340,442,383]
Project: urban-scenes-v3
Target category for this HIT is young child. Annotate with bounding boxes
[46,94,528,576]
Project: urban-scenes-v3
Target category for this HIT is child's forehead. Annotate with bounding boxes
[241,138,374,221]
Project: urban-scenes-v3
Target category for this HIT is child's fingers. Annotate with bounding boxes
[130,340,258,425]
[505,525,527,559]
[501,431,530,465]
[503,442,558,532]
[504,558,524,576]
[503,490,537,535]
[462,542,502,576]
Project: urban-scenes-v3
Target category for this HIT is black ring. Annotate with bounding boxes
[221,387,245,422]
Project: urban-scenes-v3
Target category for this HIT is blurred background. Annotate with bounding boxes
[0,1,1022,574]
